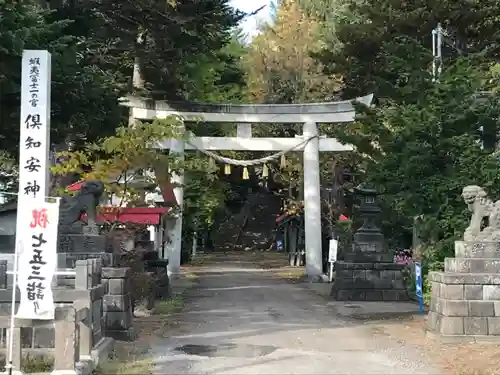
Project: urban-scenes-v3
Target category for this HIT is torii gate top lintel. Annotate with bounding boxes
[120,94,374,124]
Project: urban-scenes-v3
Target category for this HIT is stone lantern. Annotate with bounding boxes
[330,183,409,301]
[351,184,384,247]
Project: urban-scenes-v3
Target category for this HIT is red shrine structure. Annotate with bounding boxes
[66,179,174,225]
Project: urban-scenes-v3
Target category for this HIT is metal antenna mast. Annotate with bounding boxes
[431,23,443,82]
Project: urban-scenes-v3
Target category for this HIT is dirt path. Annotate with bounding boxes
[149,256,441,375]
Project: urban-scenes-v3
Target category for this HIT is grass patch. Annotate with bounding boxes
[190,253,217,265]
[22,355,53,373]
[93,356,153,375]
[246,251,289,269]
[153,295,184,316]
[275,268,305,281]
[456,370,500,375]
[184,272,198,281]
[0,354,53,373]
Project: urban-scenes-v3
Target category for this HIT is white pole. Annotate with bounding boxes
[436,23,443,78]
[431,28,437,81]
[6,241,22,375]
[432,23,443,82]
[329,262,334,282]
[166,122,185,276]
[192,231,197,259]
[302,121,323,279]
[148,225,155,242]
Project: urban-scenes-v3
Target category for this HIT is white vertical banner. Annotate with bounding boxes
[15,50,53,319]
[16,200,59,320]
[328,239,338,282]
[17,50,51,206]
[328,239,338,263]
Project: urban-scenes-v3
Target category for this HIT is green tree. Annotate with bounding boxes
[51,119,187,202]
[331,58,500,266]
[92,0,243,99]
[293,0,500,264]
[0,0,244,156]
[309,0,500,100]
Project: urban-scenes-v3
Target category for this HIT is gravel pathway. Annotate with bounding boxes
[151,263,441,375]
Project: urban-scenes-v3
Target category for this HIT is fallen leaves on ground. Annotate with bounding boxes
[371,316,500,375]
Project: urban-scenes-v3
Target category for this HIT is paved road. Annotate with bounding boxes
[151,262,440,375]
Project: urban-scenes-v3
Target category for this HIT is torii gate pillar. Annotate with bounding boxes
[303,121,323,278]
[166,134,185,276]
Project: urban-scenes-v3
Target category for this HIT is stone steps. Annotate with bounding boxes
[343,252,393,263]
[429,272,500,300]
[333,289,407,301]
[427,241,500,338]
[214,190,281,251]
[430,296,500,316]
[429,271,500,285]
[454,241,500,258]
[427,311,500,337]
[444,258,500,273]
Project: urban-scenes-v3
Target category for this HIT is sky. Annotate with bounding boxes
[230,0,273,40]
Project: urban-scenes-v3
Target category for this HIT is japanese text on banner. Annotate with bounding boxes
[16,200,59,320]
[18,51,50,203]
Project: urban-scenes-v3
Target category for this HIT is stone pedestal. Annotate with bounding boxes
[331,232,408,301]
[58,234,112,253]
[427,241,500,338]
[57,234,114,268]
[58,252,115,268]
[330,184,408,301]
[102,267,135,341]
[145,258,170,298]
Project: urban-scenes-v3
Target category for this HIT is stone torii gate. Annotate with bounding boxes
[122,94,373,278]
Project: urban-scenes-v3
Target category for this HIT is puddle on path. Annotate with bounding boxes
[174,343,277,358]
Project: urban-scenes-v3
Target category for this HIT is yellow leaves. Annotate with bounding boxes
[50,118,189,201]
[50,150,90,176]
[243,0,341,103]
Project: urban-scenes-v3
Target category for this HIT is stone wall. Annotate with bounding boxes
[334,262,407,301]
[74,258,106,347]
[102,267,135,340]
[0,259,107,349]
[0,259,115,374]
[427,241,500,338]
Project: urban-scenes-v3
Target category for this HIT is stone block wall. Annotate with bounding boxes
[332,262,408,301]
[75,258,106,347]
[0,259,113,373]
[331,232,409,301]
[5,306,91,374]
[427,241,500,338]
[0,259,106,349]
[102,267,135,340]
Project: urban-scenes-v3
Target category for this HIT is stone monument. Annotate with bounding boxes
[427,185,500,338]
[331,184,408,301]
[57,180,114,268]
